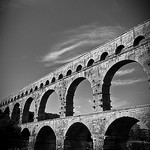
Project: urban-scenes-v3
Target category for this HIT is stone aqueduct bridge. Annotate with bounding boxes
[0,20,150,150]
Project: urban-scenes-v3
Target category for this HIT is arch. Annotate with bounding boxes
[40,83,44,88]
[100,52,108,61]
[22,97,34,123]
[4,106,10,119]
[115,45,125,55]
[133,35,145,47]
[21,128,30,148]
[14,96,17,101]
[66,69,72,76]
[35,86,38,91]
[87,59,94,67]
[51,77,56,83]
[21,93,24,98]
[11,103,20,124]
[17,95,20,99]
[45,80,49,86]
[34,126,56,150]
[76,64,82,72]
[66,77,93,116]
[102,60,135,111]
[64,122,93,150]
[38,89,58,121]
[58,74,63,80]
[103,117,138,150]
[30,88,33,93]
[25,91,28,95]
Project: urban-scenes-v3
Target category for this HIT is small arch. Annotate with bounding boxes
[21,93,24,98]
[133,35,145,47]
[45,80,49,86]
[30,88,33,93]
[34,86,38,91]
[66,69,72,76]
[58,74,63,80]
[76,64,82,72]
[17,95,20,99]
[100,52,108,61]
[51,77,56,83]
[64,122,93,149]
[40,83,44,88]
[14,96,17,101]
[115,45,125,55]
[34,126,56,150]
[87,59,94,67]
[11,98,13,102]
[25,91,28,95]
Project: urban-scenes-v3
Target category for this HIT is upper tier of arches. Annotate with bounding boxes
[0,33,147,107]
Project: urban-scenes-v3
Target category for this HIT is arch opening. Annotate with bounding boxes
[58,74,63,80]
[64,122,93,150]
[76,65,82,72]
[38,90,60,121]
[51,77,56,83]
[115,45,125,55]
[34,126,56,150]
[22,97,34,123]
[103,117,138,150]
[102,60,150,111]
[66,77,93,117]
[21,128,30,149]
[87,59,94,67]
[66,69,72,76]
[100,52,108,61]
[133,35,145,47]
[11,103,20,124]
[4,106,10,120]
[45,80,49,86]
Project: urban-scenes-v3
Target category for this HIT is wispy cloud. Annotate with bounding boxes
[41,23,124,66]
[112,78,146,86]
[115,68,135,76]
[111,96,130,109]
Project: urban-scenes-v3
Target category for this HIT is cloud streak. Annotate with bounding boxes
[112,78,146,86]
[41,23,124,66]
[115,68,135,76]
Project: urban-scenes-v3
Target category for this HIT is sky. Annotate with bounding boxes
[0,0,150,115]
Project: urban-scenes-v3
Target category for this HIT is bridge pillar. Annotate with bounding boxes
[92,83,103,112]
[56,135,64,150]
[28,135,36,150]
[92,134,104,150]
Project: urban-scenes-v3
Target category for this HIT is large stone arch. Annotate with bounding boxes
[38,89,59,121]
[20,128,30,149]
[101,58,149,111]
[64,122,93,150]
[4,106,10,119]
[65,76,93,116]
[34,125,56,150]
[11,103,20,124]
[103,116,139,150]
[22,97,34,123]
